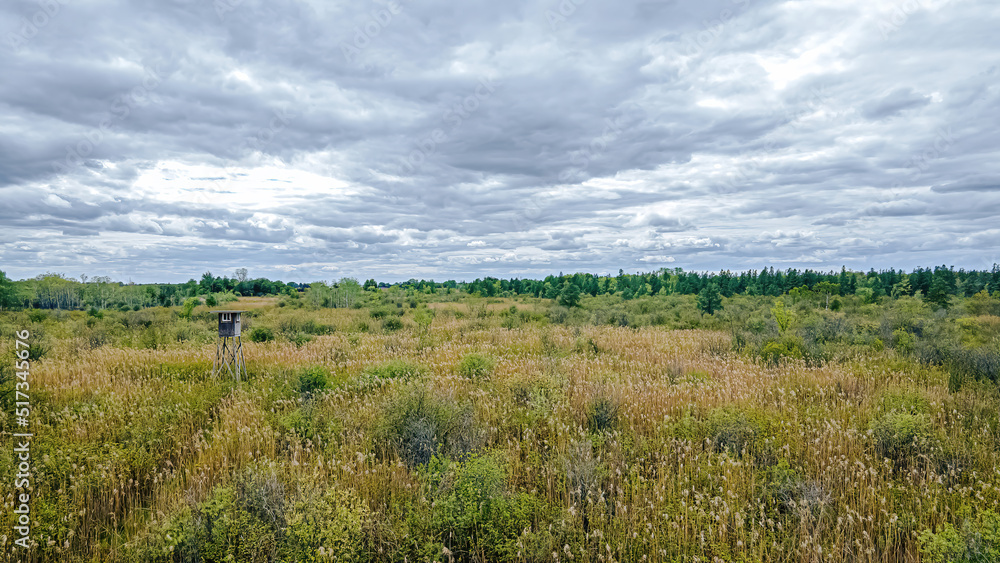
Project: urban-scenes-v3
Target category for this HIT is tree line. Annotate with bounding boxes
[0,270,301,311]
[455,264,1000,308]
[3,264,998,311]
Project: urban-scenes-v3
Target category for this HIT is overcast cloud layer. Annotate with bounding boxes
[1,0,998,283]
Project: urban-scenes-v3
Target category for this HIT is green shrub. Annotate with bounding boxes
[26,337,49,360]
[586,394,620,433]
[180,297,200,319]
[456,353,495,379]
[890,328,916,354]
[707,408,768,457]
[135,468,371,563]
[289,332,313,347]
[205,294,218,307]
[370,307,401,319]
[377,386,478,468]
[763,459,828,518]
[215,291,240,304]
[277,316,332,336]
[948,347,1000,391]
[297,365,329,395]
[918,523,966,563]
[425,453,545,561]
[918,509,1000,563]
[362,360,426,383]
[879,389,931,415]
[187,468,285,562]
[382,317,403,331]
[248,326,275,343]
[869,411,936,466]
[759,336,806,366]
[282,485,368,562]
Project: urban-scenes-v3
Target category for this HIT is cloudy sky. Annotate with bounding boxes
[1,0,998,283]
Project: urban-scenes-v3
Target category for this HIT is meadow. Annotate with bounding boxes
[1,289,999,562]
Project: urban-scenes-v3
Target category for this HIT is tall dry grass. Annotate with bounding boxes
[0,301,997,562]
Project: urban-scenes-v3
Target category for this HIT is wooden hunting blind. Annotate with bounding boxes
[210,310,247,381]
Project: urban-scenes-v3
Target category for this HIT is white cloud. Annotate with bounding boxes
[0,0,997,282]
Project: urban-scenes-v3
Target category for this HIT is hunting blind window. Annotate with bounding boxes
[222,313,231,322]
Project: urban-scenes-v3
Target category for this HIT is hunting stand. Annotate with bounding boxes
[211,310,247,381]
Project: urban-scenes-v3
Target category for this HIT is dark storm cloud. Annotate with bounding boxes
[1,0,999,282]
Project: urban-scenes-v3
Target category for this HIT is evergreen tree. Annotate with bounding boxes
[926,276,952,308]
[558,281,582,307]
[696,283,723,315]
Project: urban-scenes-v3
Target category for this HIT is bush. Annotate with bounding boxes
[707,408,767,457]
[362,360,426,383]
[277,316,332,336]
[377,386,478,468]
[948,347,1000,391]
[382,317,403,331]
[759,336,806,366]
[918,509,1000,563]
[26,338,49,361]
[282,485,368,562]
[248,326,275,343]
[425,453,543,561]
[289,333,313,347]
[180,297,199,319]
[456,353,494,379]
[586,395,620,433]
[297,365,329,395]
[184,468,286,562]
[869,411,936,466]
[891,328,916,354]
[763,459,828,518]
[136,468,371,563]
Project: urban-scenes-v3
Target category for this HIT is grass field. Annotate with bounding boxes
[1,294,999,562]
